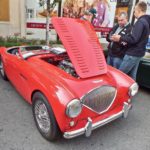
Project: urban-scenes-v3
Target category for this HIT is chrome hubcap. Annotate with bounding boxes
[0,60,5,77]
[34,100,51,133]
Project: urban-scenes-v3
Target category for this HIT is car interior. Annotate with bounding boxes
[7,46,44,56]
[7,48,19,55]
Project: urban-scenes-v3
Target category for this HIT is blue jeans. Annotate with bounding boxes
[107,55,123,69]
[119,54,141,81]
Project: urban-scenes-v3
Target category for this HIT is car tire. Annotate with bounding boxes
[32,92,61,141]
[0,57,8,80]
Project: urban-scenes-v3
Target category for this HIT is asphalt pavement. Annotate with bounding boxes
[0,77,150,150]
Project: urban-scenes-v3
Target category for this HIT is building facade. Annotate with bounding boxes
[0,0,26,37]
[0,0,149,40]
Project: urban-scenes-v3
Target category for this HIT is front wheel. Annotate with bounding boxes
[0,57,8,80]
[32,92,61,141]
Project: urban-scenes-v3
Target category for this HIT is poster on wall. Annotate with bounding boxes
[26,0,117,40]
[62,0,117,37]
[26,0,59,40]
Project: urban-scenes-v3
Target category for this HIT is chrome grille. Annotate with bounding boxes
[81,86,117,114]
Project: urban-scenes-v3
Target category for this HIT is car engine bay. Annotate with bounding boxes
[41,47,79,78]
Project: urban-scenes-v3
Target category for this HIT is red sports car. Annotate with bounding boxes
[0,17,138,141]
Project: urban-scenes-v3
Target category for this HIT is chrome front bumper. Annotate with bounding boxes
[64,102,132,139]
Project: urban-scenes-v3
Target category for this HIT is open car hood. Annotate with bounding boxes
[52,17,107,78]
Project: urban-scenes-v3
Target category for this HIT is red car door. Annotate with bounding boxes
[4,53,21,86]
[4,53,31,101]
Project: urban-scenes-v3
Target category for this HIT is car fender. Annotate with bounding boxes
[27,72,76,132]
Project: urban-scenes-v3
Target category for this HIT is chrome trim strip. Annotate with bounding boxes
[63,102,131,139]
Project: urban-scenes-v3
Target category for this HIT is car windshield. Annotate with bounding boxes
[19,46,50,59]
[20,46,49,51]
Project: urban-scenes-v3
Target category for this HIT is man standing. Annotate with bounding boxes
[112,1,150,80]
[106,12,132,69]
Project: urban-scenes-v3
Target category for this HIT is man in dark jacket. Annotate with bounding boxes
[106,12,132,69]
[112,1,150,80]
[145,15,150,26]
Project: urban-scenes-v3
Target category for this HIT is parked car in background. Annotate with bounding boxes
[137,49,150,88]
[0,17,138,141]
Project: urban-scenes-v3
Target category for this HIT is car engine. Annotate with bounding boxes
[58,59,78,77]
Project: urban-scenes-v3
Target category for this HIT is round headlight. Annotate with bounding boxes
[129,83,139,96]
[66,99,82,118]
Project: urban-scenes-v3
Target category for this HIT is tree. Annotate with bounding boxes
[39,0,61,45]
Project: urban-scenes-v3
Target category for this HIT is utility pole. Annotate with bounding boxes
[39,0,60,45]
[46,0,50,46]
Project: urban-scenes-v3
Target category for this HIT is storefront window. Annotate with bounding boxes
[0,0,10,21]
[26,9,35,19]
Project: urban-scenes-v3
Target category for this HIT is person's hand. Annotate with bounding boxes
[121,41,127,46]
[111,34,121,42]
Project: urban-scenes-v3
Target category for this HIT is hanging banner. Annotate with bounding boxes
[26,0,59,40]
